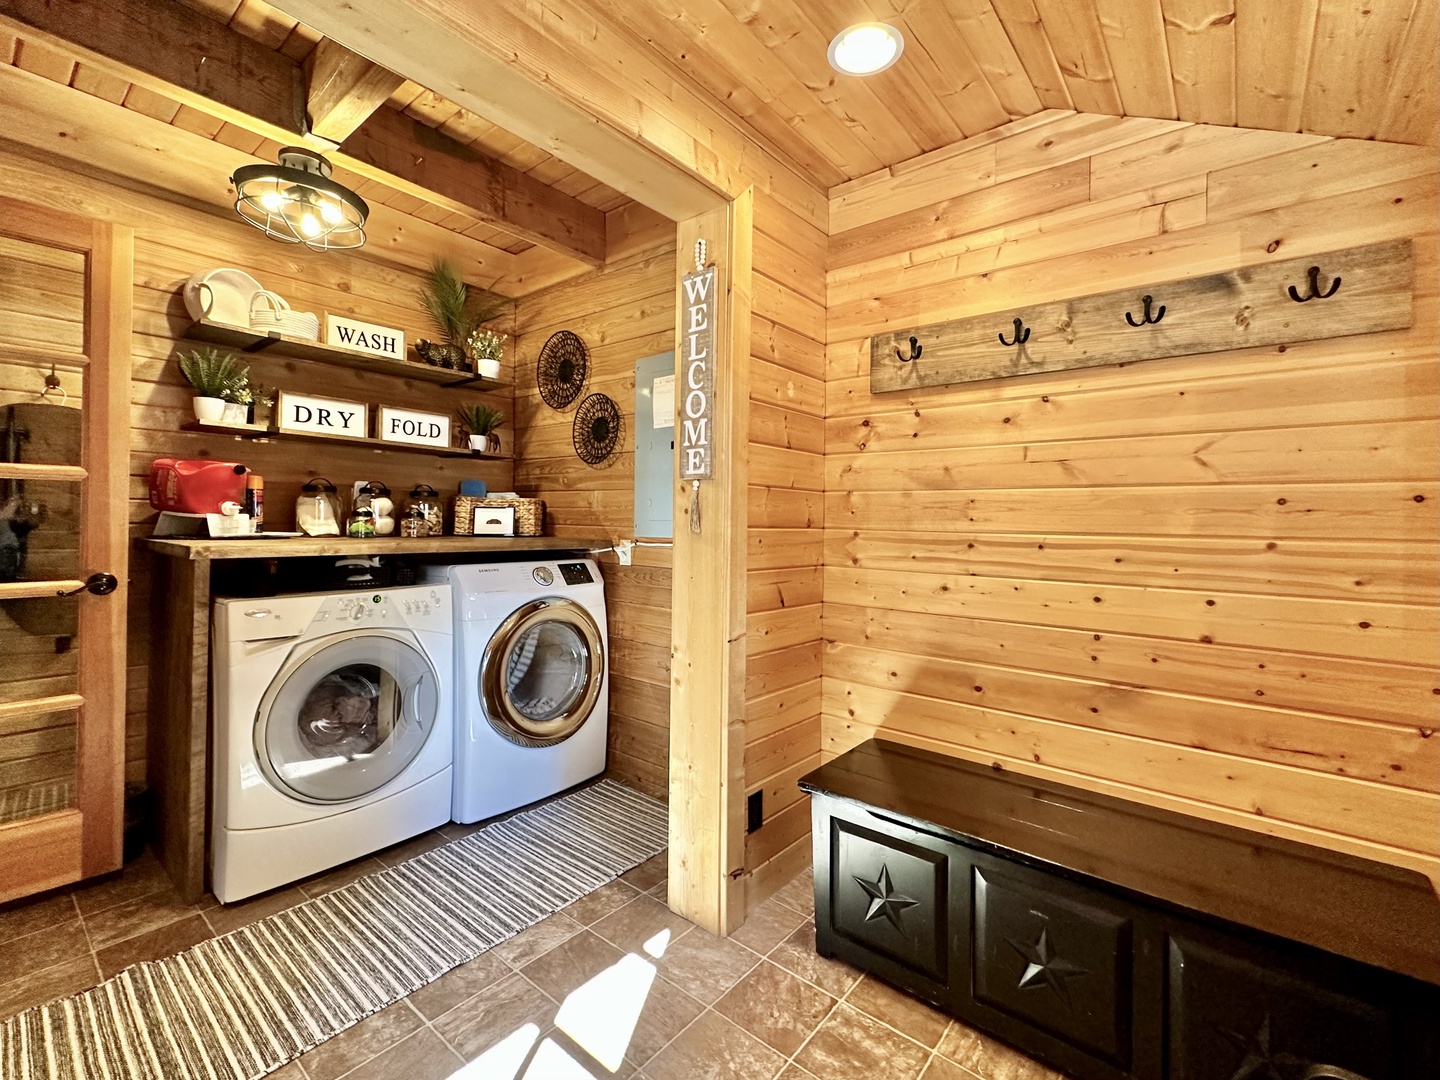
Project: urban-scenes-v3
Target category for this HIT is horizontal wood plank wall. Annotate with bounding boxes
[512,223,676,801]
[824,114,1440,882]
[744,190,826,909]
[0,142,514,791]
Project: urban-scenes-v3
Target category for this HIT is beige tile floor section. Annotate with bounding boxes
[0,839,1063,1080]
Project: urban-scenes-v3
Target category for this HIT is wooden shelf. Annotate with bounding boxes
[183,318,508,390]
[146,535,604,560]
[181,422,508,461]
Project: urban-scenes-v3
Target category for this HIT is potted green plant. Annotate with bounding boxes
[458,403,505,454]
[177,348,250,423]
[416,259,507,370]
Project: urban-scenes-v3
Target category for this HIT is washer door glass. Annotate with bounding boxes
[482,599,604,748]
[258,630,439,803]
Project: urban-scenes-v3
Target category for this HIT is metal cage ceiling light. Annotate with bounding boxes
[231,147,368,251]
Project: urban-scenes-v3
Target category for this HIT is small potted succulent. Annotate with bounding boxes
[467,327,506,380]
[177,348,249,423]
[458,403,505,454]
[416,259,507,370]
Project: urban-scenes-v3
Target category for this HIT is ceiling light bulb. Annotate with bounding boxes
[299,212,321,238]
[259,190,285,212]
[827,22,903,75]
[319,200,343,225]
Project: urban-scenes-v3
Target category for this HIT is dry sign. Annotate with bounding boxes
[276,391,367,440]
[679,264,715,479]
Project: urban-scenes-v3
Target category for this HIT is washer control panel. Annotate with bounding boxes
[308,586,450,632]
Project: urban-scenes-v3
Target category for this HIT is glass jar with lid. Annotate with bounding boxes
[353,481,395,536]
[295,477,340,536]
[405,484,443,537]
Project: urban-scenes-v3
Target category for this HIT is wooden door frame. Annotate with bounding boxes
[0,196,132,901]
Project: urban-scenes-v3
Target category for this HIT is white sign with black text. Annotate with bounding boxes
[678,265,715,479]
[325,314,405,360]
[276,391,368,439]
[377,406,451,449]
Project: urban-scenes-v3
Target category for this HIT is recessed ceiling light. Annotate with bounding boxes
[827,22,904,76]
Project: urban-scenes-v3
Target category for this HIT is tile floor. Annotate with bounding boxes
[0,834,1063,1080]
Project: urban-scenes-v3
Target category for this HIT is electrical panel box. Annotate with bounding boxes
[634,352,675,539]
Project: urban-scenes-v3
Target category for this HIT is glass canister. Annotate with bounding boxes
[346,505,377,538]
[353,480,395,536]
[399,504,427,538]
[295,477,340,536]
[405,484,443,537]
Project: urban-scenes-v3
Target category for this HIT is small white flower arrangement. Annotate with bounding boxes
[467,328,506,379]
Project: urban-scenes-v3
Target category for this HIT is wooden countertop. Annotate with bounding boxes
[800,738,1440,985]
[146,535,606,560]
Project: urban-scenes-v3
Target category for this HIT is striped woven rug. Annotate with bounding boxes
[0,781,666,1080]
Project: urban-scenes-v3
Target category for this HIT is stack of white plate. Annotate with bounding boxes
[249,290,321,341]
[183,269,264,327]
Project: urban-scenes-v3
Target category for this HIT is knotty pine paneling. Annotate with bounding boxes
[824,119,1440,882]
[0,144,515,791]
[744,191,825,901]
[512,244,676,801]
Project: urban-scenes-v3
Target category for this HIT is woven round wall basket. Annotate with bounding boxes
[572,393,621,466]
[536,330,588,410]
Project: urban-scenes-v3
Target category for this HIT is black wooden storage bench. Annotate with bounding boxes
[799,739,1439,1080]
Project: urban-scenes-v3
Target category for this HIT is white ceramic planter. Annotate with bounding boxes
[193,396,226,423]
[469,433,502,455]
[476,357,502,379]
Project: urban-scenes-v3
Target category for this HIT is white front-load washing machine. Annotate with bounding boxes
[211,585,453,903]
[422,559,608,824]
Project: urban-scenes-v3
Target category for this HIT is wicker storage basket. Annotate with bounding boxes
[453,495,545,537]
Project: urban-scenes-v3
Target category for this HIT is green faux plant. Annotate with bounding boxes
[458,403,505,437]
[177,349,251,403]
[419,260,507,347]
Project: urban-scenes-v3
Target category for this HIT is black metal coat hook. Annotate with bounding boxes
[1288,265,1342,303]
[1125,294,1166,327]
[998,318,1030,347]
[895,336,922,362]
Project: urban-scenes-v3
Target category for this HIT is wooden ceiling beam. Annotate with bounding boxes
[336,107,607,265]
[303,35,404,146]
[0,0,304,144]
[0,60,517,288]
[0,0,605,265]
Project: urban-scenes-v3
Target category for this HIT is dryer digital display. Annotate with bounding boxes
[557,562,594,585]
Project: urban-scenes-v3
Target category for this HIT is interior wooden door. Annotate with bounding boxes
[0,196,132,903]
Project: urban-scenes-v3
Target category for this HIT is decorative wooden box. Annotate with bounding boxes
[800,740,1439,1080]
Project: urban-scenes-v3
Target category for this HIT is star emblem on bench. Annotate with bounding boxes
[853,864,919,932]
[1006,926,1087,1006]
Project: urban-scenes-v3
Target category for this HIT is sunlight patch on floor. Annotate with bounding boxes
[555,952,658,1071]
[448,1022,540,1079]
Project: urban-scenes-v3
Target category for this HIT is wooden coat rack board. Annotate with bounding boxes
[869,240,1414,394]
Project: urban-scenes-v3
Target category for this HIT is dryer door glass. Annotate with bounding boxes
[481,598,604,748]
[258,630,439,803]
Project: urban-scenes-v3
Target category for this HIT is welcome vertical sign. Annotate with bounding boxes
[679,263,716,480]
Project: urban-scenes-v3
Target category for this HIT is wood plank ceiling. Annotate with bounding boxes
[602,0,1438,187]
[0,0,633,266]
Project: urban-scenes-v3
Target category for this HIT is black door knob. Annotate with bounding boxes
[61,572,119,597]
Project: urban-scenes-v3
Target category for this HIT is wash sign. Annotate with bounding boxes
[679,265,715,479]
[325,314,405,361]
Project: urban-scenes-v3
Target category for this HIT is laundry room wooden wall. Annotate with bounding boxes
[512,204,676,801]
[824,113,1440,882]
[0,139,514,792]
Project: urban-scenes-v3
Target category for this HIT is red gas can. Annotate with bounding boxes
[148,458,249,514]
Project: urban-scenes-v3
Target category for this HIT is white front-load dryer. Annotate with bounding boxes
[423,559,608,824]
[211,585,453,902]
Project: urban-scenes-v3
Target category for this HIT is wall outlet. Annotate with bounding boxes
[616,539,634,565]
